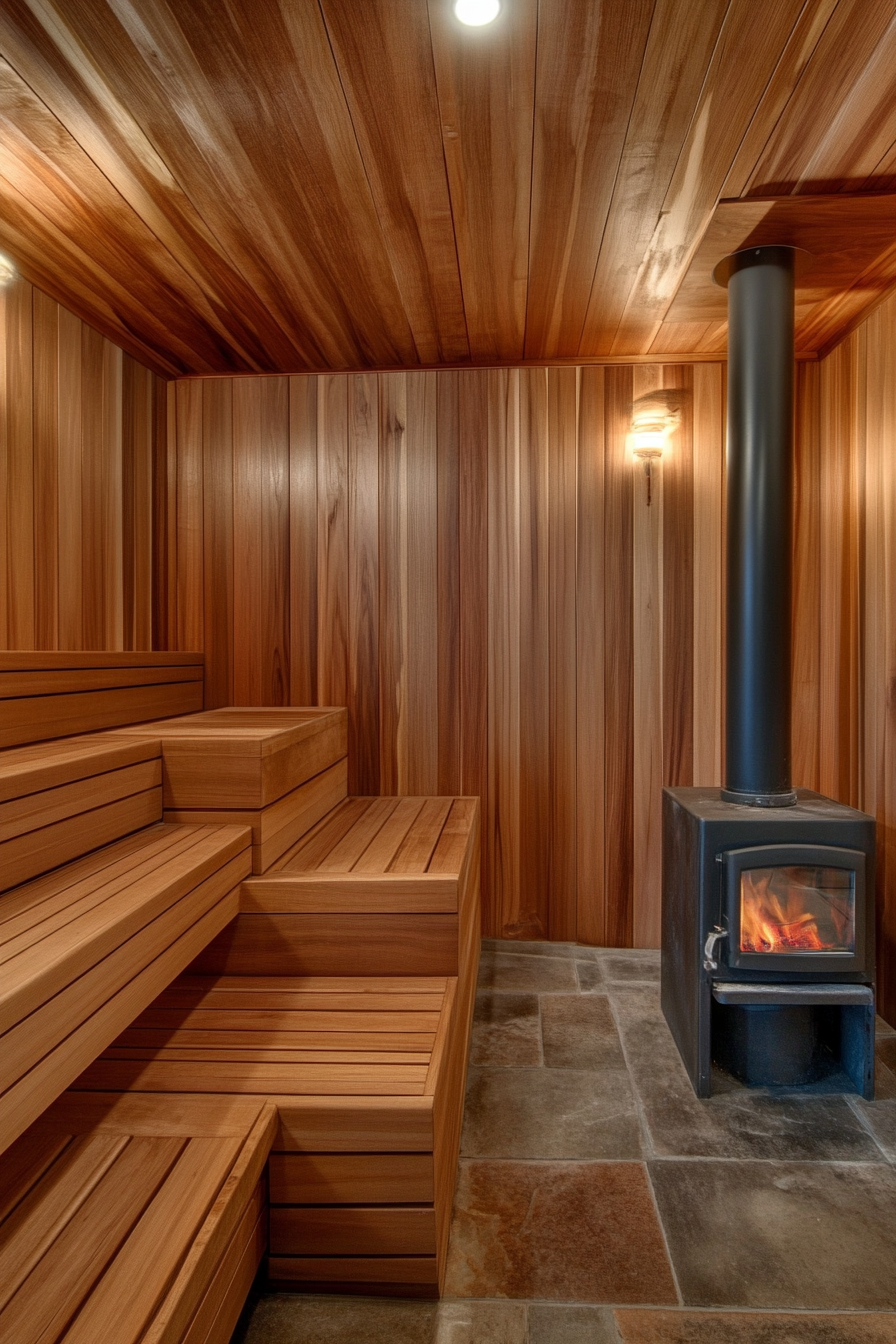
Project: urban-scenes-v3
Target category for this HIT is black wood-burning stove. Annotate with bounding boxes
[662,246,876,1099]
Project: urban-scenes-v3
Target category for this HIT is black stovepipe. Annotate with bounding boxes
[715,244,798,807]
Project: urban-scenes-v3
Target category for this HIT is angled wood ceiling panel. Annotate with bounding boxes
[0,0,893,375]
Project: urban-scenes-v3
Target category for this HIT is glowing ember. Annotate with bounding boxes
[740,866,854,954]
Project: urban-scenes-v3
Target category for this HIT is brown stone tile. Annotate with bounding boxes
[600,951,661,982]
[234,1295,528,1344]
[445,1160,677,1303]
[528,1304,621,1343]
[461,1066,642,1159]
[482,937,601,962]
[649,1159,896,1308]
[577,960,606,992]
[478,949,578,994]
[614,1309,896,1343]
[470,992,542,1067]
[875,1015,895,1038]
[611,985,882,1160]
[541,994,626,1070]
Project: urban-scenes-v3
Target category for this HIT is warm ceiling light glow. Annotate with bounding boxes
[0,253,17,286]
[454,0,500,25]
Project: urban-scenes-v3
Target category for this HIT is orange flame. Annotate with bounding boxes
[740,871,829,953]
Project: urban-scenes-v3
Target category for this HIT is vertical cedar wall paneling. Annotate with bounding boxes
[167,365,728,946]
[0,277,162,651]
[793,291,896,1026]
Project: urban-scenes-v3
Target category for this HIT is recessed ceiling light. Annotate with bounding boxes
[0,253,17,286]
[454,0,500,26]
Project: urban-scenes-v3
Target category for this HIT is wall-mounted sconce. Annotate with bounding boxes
[629,390,680,506]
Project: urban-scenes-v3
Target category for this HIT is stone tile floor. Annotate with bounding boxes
[232,940,896,1342]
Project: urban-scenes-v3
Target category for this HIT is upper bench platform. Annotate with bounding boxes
[0,652,203,749]
[115,709,348,873]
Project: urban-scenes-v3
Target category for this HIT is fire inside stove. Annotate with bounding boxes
[740,865,855,954]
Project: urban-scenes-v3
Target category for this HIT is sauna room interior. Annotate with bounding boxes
[1,1,895,1341]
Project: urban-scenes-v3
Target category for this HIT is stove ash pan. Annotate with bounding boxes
[661,787,876,1099]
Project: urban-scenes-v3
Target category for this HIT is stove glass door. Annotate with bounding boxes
[739,864,855,955]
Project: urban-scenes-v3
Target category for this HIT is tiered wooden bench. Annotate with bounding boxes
[0,1091,275,1344]
[1,683,480,1310]
[115,708,348,873]
[74,736,481,1297]
[0,720,253,1154]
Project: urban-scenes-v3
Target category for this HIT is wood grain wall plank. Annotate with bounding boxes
[661,365,694,789]
[487,370,522,936]
[601,367,635,947]
[378,372,409,795]
[130,360,153,651]
[57,306,83,650]
[317,376,350,712]
[232,378,290,705]
[405,373,438,796]
[202,378,234,707]
[547,367,578,941]
[5,279,34,649]
[101,338,124,650]
[631,367,664,948]
[32,289,59,650]
[174,379,204,657]
[436,372,461,796]
[288,375,318,708]
[576,366,607,944]
[79,322,105,650]
[457,371,488,882]
[517,367,550,940]
[691,362,724,786]
[348,373,380,795]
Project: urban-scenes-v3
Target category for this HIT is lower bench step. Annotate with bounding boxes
[0,1092,276,1344]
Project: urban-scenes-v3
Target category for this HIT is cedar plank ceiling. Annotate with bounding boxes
[0,0,894,377]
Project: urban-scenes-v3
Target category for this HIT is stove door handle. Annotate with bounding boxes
[703,925,727,973]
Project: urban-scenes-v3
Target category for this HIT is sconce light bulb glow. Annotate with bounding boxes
[0,253,17,286]
[454,0,500,25]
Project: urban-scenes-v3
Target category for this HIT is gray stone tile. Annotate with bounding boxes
[541,994,627,1071]
[481,938,601,961]
[852,1099,896,1162]
[610,983,882,1160]
[600,951,661,982]
[478,949,578,994]
[576,960,605,993]
[461,1066,642,1159]
[470,992,542,1066]
[649,1159,896,1308]
[233,1295,527,1344]
[529,1303,621,1343]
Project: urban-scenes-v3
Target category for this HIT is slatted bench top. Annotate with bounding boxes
[1,822,252,1152]
[75,974,452,1098]
[274,796,476,876]
[239,796,480,917]
[0,1091,276,1344]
